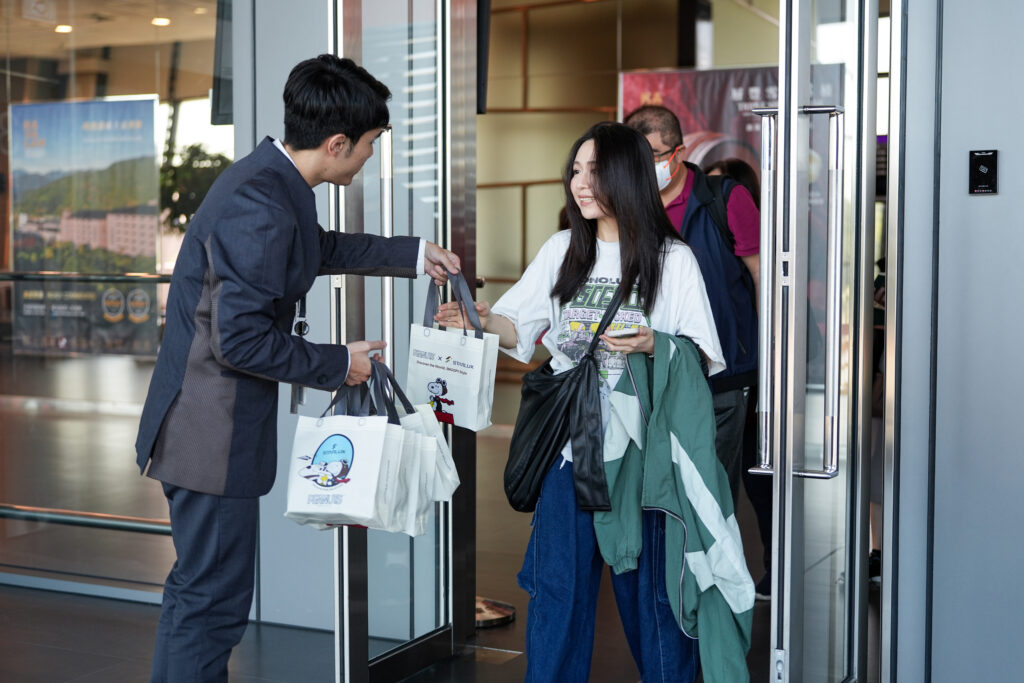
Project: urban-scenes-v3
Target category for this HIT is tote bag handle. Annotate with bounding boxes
[321,383,372,418]
[366,361,401,425]
[421,270,485,340]
[371,360,417,417]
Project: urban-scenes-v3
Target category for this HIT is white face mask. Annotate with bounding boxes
[655,159,674,190]
[654,146,680,190]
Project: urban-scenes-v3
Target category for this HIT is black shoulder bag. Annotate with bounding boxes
[504,287,625,512]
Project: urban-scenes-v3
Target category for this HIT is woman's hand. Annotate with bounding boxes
[600,326,655,356]
[435,300,491,330]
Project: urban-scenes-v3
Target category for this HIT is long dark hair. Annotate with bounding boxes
[551,122,682,316]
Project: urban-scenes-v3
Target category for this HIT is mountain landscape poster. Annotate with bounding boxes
[10,97,160,356]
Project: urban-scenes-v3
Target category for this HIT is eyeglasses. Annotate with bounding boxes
[652,145,681,162]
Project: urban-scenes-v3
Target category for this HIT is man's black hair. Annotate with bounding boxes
[623,105,683,151]
[283,54,391,150]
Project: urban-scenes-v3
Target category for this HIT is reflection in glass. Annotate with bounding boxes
[360,0,447,658]
[0,1,232,596]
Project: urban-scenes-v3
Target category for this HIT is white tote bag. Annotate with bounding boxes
[407,272,498,432]
[413,432,439,529]
[368,362,433,536]
[377,362,460,503]
[285,385,399,530]
[394,431,429,536]
[373,421,407,532]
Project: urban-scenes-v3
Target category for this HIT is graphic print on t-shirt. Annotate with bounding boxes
[557,277,648,392]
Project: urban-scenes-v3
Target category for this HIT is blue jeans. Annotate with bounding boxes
[517,459,699,682]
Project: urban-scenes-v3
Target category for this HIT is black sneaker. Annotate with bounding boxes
[868,549,881,585]
[755,570,771,601]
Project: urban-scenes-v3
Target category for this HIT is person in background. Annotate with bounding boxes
[135,54,460,682]
[436,122,724,682]
[704,157,762,210]
[624,106,760,536]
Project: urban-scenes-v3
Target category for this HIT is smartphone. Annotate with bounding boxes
[605,327,639,338]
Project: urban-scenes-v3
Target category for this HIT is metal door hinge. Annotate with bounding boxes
[774,649,787,681]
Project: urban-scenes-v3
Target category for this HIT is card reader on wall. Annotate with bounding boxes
[969,150,997,194]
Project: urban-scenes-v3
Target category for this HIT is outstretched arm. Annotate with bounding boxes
[435,300,519,350]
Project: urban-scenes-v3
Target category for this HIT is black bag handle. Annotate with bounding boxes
[320,383,372,418]
[421,270,485,340]
[373,361,416,416]
[367,361,402,425]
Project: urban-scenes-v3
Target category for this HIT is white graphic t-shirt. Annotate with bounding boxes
[491,230,724,460]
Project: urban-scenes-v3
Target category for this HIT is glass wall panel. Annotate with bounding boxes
[0,0,231,597]
[357,0,447,658]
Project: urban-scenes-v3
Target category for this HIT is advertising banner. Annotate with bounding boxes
[621,66,780,174]
[10,97,160,356]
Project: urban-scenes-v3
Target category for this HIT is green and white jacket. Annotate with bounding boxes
[594,332,754,683]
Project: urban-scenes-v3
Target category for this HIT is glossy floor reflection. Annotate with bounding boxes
[0,349,879,681]
[0,427,788,683]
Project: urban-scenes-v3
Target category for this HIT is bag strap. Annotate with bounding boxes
[320,383,371,418]
[421,270,485,340]
[690,171,736,253]
[373,361,416,416]
[367,361,402,425]
[583,286,627,358]
[690,171,758,308]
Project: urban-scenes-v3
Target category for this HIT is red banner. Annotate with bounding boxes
[621,67,779,176]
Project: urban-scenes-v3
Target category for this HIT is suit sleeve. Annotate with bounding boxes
[205,192,350,390]
[317,228,421,277]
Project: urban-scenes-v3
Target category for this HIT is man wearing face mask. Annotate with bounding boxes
[624,105,760,514]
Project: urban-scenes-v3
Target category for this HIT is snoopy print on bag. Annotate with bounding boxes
[298,434,354,488]
[427,377,455,424]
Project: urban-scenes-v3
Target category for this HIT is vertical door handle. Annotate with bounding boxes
[380,125,395,370]
[795,106,844,480]
[750,107,778,476]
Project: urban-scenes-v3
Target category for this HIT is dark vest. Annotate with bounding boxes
[678,165,758,393]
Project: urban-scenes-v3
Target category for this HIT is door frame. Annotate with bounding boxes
[766,1,878,680]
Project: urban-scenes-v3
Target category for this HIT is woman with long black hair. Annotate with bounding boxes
[437,121,724,682]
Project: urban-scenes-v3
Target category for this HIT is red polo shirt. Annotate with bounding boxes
[664,170,760,256]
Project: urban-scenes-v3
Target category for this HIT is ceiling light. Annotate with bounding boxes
[54,24,73,33]
[151,17,171,27]
[193,7,208,14]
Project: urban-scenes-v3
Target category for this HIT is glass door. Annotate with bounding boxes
[760,0,877,680]
[0,0,231,601]
[331,1,470,680]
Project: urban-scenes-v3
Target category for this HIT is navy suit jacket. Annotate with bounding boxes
[135,137,420,497]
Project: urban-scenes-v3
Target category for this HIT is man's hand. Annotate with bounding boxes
[345,340,386,385]
[424,242,461,285]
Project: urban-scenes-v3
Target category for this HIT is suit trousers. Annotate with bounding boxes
[151,484,259,683]
[517,458,699,682]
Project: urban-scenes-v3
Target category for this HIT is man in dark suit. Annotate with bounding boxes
[136,54,460,682]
